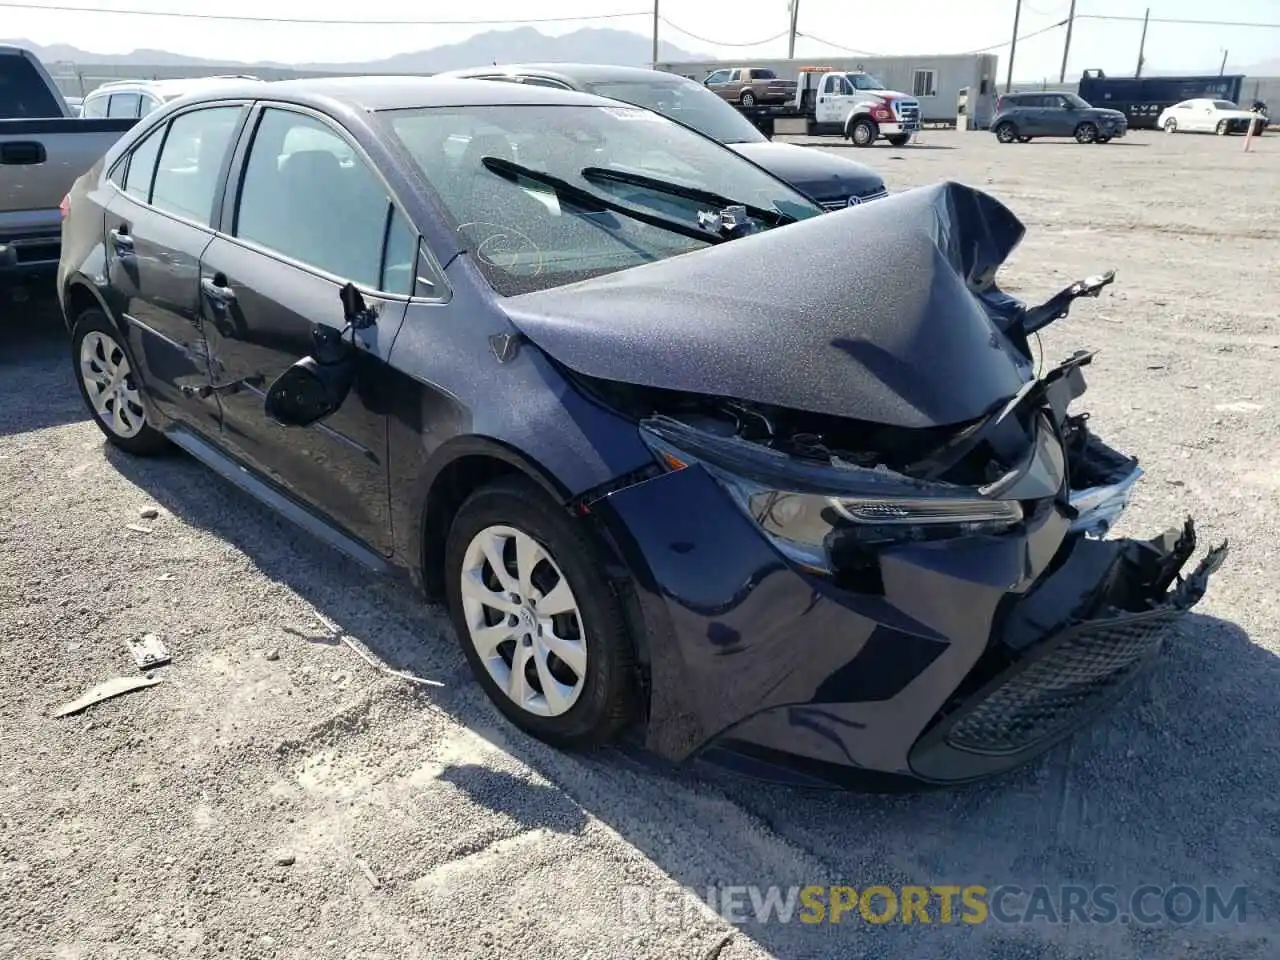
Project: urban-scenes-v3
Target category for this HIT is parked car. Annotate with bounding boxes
[0,45,139,304]
[79,75,262,120]
[990,92,1127,143]
[702,66,797,107]
[437,64,888,209]
[1157,98,1268,136]
[65,95,83,115]
[58,76,1225,789]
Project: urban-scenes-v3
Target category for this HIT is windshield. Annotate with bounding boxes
[582,77,767,144]
[850,74,886,91]
[383,103,820,296]
[1212,100,1238,110]
[1063,93,1092,109]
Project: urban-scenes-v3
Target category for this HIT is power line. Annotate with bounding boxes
[658,17,789,48]
[962,19,1067,53]
[0,0,647,25]
[794,31,884,57]
[1077,13,1280,29]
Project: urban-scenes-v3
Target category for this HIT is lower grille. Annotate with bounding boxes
[943,608,1181,756]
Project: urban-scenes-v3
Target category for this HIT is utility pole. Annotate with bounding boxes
[1219,49,1228,76]
[1135,7,1149,78]
[651,0,659,67]
[1058,0,1077,83]
[788,0,800,60]
[1005,0,1022,93]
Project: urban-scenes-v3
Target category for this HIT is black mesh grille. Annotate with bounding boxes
[944,609,1180,756]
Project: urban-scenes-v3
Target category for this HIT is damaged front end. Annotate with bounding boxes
[516,181,1227,786]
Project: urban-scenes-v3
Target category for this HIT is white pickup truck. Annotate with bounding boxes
[1,45,138,306]
[739,69,923,146]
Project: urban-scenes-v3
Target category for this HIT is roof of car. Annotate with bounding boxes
[441,63,692,86]
[172,74,615,111]
[88,75,264,99]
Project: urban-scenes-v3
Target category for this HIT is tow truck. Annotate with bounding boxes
[729,67,923,146]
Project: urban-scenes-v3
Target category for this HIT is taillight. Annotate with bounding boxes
[59,193,70,220]
[996,97,1005,112]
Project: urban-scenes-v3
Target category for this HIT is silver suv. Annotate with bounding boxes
[79,75,260,119]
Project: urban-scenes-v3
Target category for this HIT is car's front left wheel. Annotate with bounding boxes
[71,309,168,455]
[443,475,639,749]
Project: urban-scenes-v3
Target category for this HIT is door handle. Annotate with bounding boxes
[1,141,46,165]
[109,227,133,253]
[200,276,235,304]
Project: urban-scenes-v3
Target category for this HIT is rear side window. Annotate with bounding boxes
[150,106,242,226]
[123,127,163,200]
[750,69,777,80]
[81,94,108,118]
[235,108,391,288]
[108,93,142,118]
[0,53,64,119]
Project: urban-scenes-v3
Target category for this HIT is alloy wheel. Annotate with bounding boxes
[740,91,756,107]
[1164,119,1177,133]
[459,524,588,718]
[79,330,146,439]
[1075,122,1097,143]
[995,122,1017,143]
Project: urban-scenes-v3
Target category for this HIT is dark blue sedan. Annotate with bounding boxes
[57,77,1224,788]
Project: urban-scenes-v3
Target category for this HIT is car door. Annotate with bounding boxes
[703,70,731,100]
[102,102,248,430]
[1038,95,1070,136]
[197,104,412,554]
[816,73,852,127]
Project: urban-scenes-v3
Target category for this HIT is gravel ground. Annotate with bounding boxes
[1,127,1277,960]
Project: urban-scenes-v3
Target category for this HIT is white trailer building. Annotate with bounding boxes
[653,54,1001,129]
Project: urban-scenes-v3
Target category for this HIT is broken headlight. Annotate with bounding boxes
[640,417,1024,573]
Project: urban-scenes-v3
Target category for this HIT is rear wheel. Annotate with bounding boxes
[443,476,639,749]
[994,121,1018,143]
[886,133,911,146]
[849,117,878,146]
[1074,122,1098,143]
[70,309,168,455]
[739,90,756,108]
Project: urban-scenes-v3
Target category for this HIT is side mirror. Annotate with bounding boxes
[264,283,374,427]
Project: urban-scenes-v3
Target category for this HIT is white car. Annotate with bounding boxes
[1158,98,1267,136]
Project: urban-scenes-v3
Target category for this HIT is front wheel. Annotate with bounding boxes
[1216,119,1229,136]
[739,91,756,108]
[70,309,168,455]
[849,117,878,146]
[1164,118,1178,133]
[444,476,639,749]
[994,121,1018,143]
[1074,122,1098,143]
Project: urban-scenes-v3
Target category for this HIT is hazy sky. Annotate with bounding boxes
[5,0,1278,78]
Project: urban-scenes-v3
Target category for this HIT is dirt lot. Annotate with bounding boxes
[1,127,1278,960]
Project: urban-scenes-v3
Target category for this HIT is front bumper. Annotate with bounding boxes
[592,464,1225,789]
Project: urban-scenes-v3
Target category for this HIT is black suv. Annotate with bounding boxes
[990,92,1127,144]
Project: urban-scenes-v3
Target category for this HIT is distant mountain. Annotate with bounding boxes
[3,27,707,73]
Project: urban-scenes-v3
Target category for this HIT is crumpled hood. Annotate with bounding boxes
[727,140,886,201]
[503,180,1033,429]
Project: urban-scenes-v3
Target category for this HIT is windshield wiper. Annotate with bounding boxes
[479,156,726,245]
[580,165,796,227]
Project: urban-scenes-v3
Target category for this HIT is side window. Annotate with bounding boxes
[123,126,164,201]
[381,206,418,296]
[107,93,142,118]
[81,94,107,118]
[235,108,389,288]
[139,95,160,116]
[704,71,727,85]
[150,106,242,225]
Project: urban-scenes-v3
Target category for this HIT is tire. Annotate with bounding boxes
[739,91,756,108]
[1164,118,1177,133]
[443,475,638,749]
[1216,119,1229,136]
[849,117,878,146]
[70,309,169,455]
[886,134,911,146]
[994,121,1018,143]
[1074,122,1098,143]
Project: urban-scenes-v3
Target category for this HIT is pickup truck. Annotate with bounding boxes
[1,45,137,303]
[703,67,798,108]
